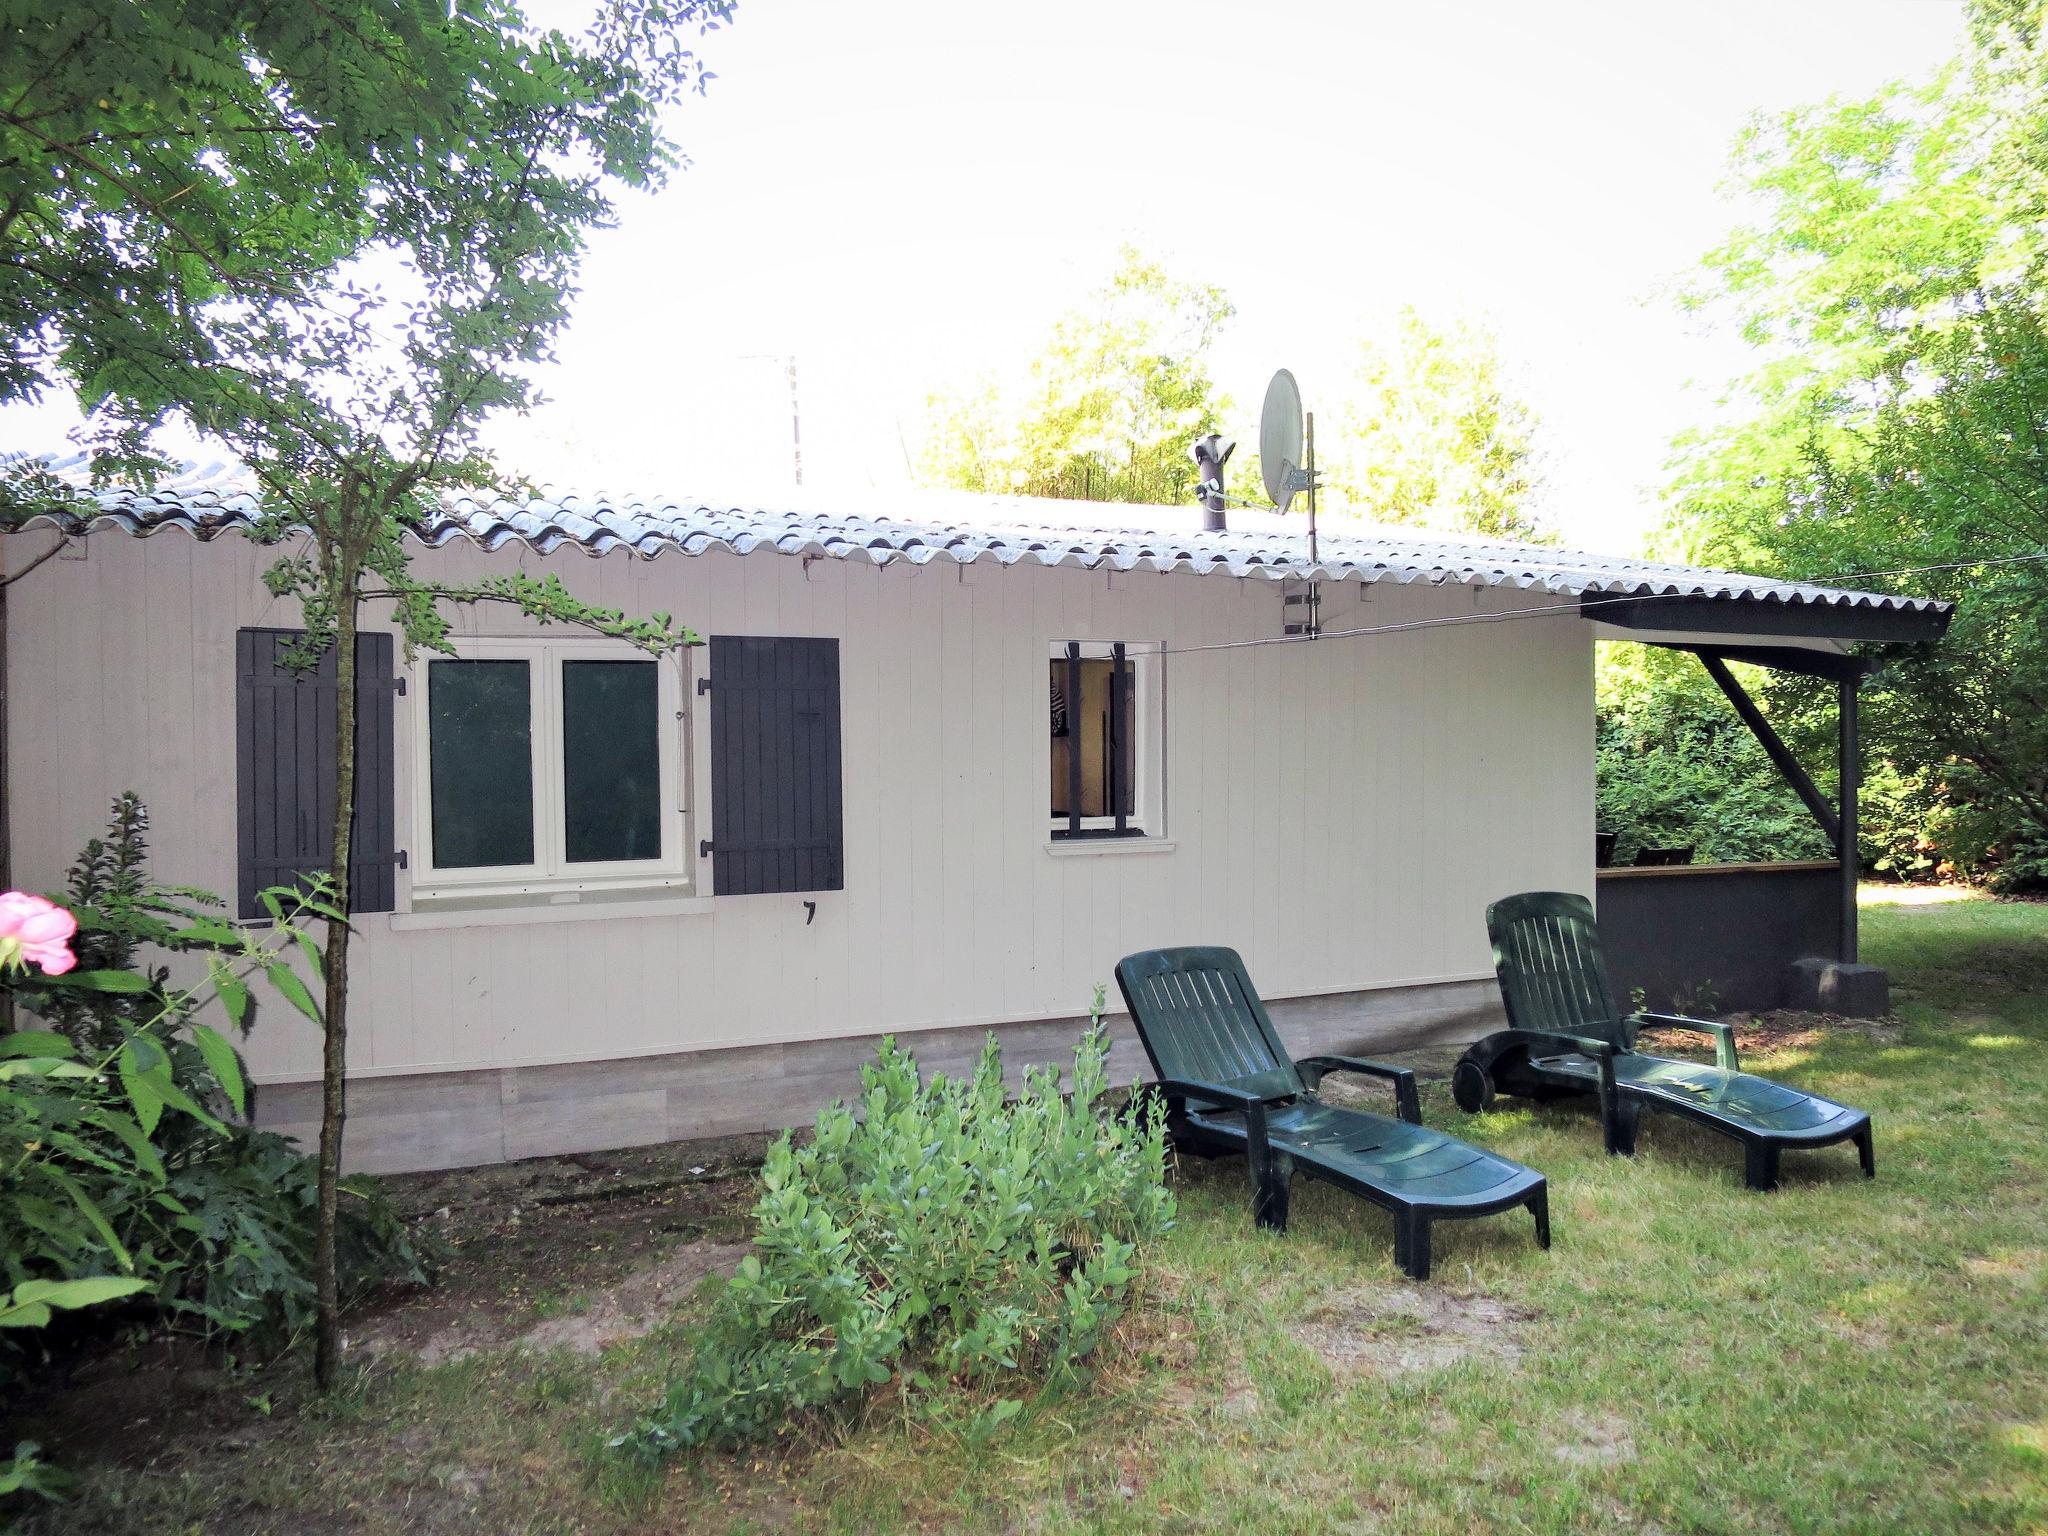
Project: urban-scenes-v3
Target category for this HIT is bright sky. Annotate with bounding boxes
[7,0,1967,554]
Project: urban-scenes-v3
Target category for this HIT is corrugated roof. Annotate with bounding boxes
[12,456,1948,617]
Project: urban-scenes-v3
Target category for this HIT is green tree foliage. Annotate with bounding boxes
[918,249,1234,505]
[1595,648,1833,866]
[2,3,374,432]
[2,2,723,475]
[6,2,729,1382]
[1323,308,1548,541]
[1667,0,2048,884]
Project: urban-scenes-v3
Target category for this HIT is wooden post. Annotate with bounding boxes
[1838,673,1860,964]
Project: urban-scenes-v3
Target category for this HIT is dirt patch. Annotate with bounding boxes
[341,1165,756,1368]
[1592,1495,1674,1533]
[1311,1045,1464,1108]
[1290,1286,1533,1376]
[384,1135,775,1222]
[356,1236,748,1364]
[513,1238,747,1354]
[1551,1410,1636,1466]
[8,1336,269,1469]
[1639,1010,1902,1058]
[1963,1248,2044,1281]
[1827,1316,1890,1350]
[6,1156,763,1487]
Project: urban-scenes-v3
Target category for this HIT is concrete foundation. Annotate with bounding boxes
[253,977,1507,1174]
[1786,958,1891,1018]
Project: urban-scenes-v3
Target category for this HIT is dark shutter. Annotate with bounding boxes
[236,627,399,919]
[707,635,843,895]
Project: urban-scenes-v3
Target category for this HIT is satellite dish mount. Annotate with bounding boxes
[1260,368,1323,636]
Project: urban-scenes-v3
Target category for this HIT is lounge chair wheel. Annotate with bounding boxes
[1452,1058,1495,1113]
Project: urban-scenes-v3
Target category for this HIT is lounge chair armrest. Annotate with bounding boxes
[1152,1078,1273,1153]
[1633,1012,1740,1072]
[1504,1028,1619,1061]
[1495,1028,1633,1152]
[1295,1055,1421,1124]
[1153,1077,1264,1112]
[1153,1078,1286,1227]
[1499,1027,1621,1105]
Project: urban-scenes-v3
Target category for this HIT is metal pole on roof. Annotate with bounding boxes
[1839,674,1861,964]
[1190,433,1233,532]
[1305,411,1320,637]
[786,357,804,488]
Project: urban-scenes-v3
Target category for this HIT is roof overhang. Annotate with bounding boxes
[7,458,1957,647]
[1582,592,1952,678]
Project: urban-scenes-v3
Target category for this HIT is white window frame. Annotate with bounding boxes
[1047,639,1165,840]
[409,636,694,903]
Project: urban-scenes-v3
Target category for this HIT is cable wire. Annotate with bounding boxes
[1157,550,2048,657]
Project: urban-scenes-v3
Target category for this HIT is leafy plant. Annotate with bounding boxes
[619,1006,1173,1459]
[36,792,222,1055]
[1,800,435,1400]
[0,1439,73,1503]
[1596,648,1834,866]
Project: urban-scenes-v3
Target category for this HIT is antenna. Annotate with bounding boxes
[1259,368,1323,636]
[1260,370,1311,512]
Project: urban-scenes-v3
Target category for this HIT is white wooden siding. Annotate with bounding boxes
[4,528,1595,1083]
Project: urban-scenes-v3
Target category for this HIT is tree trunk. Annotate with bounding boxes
[313,579,360,1389]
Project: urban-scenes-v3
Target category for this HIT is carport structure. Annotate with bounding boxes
[1585,588,1952,1014]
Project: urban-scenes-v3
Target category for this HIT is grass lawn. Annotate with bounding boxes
[13,888,2048,1534]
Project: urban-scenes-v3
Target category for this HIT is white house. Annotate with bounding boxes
[0,480,1948,1171]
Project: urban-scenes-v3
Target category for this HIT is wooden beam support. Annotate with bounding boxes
[1656,641,1876,684]
[1698,653,1843,850]
[1840,673,1861,964]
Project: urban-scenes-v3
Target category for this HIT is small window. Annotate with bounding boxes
[1049,640,1163,839]
[412,639,691,901]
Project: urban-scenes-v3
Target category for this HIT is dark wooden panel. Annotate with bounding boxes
[1596,862,1843,1013]
[708,635,843,896]
[235,627,398,918]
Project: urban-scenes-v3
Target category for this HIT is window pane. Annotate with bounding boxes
[428,659,535,868]
[562,660,662,863]
[1049,655,1129,819]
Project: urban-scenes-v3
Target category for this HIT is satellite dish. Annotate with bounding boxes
[1260,369,1305,511]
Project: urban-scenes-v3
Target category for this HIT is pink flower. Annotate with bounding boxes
[0,891,45,938]
[0,891,77,975]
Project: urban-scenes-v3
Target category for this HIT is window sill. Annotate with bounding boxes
[1042,837,1177,858]
[388,892,713,931]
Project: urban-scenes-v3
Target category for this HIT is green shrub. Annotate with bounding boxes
[619,1015,1173,1458]
[1596,708,1833,865]
[1,798,435,1384]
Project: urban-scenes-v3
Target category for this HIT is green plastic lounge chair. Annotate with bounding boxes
[1115,945,1549,1281]
[1457,891,1874,1191]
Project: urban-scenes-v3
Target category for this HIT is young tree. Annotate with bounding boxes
[1322,308,1548,542]
[918,248,1235,506]
[5,1,730,1383]
[1667,0,2048,884]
